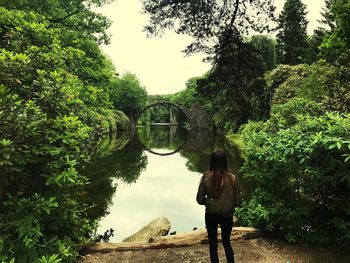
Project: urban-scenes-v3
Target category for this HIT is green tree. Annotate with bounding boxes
[321,0,350,62]
[276,0,308,65]
[110,73,148,123]
[307,0,336,63]
[0,2,131,261]
[171,77,204,109]
[237,36,350,245]
[1,0,112,45]
[249,35,277,71]
[318,0,337,32]
[142,0,276,56]
[270,60,350,113]
[196,33,270,130]
[146,95,171,124]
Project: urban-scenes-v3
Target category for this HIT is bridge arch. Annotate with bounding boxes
[136,101,189,124]
[138,140,187,156]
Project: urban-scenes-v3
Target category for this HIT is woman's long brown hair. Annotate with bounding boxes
[209,149,229,197]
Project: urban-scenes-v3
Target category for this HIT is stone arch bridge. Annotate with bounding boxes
[135,101,211,130]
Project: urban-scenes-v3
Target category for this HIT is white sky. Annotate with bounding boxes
[97,0,325,95]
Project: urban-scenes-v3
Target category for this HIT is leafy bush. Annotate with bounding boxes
[270,98,325,127]
[239,98,324,137]
[270,60,350,113]
[0,5,131,262]
[264,64,306,105]
[113,110,130,131]
[236,112,350,244]
[0,89,95,260]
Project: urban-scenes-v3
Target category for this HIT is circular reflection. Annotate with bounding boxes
[136,125,188,156]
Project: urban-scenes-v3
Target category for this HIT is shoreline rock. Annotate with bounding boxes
[81,227,262,254]
[122,217,171,243]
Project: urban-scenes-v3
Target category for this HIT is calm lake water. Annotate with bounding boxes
[81,125,242,242]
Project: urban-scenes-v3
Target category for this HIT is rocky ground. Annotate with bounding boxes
[77,228,350,263]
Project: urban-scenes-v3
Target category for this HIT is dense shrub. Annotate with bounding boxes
[239,98,325,136]
[0,6,131,262]
[264,64,305,107]
[0,84,95,261]
[236,112,350,244]
[271,60,350,112]
[270,98,325,127]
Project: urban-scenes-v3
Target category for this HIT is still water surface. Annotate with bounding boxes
[82,125,241,242]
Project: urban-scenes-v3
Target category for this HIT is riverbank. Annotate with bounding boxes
[77,228,350,263]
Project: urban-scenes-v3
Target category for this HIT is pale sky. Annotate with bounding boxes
[97,0,325,95]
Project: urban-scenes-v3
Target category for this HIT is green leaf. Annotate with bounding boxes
[336,141,342,150]
[329,144,336,150]
[3,153,10,160]
[345,155,350,163]
[38,254,62,263]
[0,139,13,146]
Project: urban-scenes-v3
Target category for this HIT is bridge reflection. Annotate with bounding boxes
[136,124,188,156]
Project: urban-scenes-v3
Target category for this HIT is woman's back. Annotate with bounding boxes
[197,171,238,217]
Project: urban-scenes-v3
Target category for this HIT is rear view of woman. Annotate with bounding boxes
[196,149,239,263]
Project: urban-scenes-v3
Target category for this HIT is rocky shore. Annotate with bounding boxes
[78,226,349,263]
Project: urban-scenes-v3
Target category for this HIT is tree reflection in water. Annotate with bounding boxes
[81,125,242,239]
[79,131,148,222]
[136,125,242,185]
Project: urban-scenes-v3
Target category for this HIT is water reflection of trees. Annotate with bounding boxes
[137,125,187,150]
[180,129,214,173]
[137,125,241,175]
[180,129,242,174]
[80,132,148,221]
[82,126,242,223]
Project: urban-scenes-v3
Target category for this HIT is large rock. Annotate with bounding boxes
[187,104,211,130]
[123,217,171,242]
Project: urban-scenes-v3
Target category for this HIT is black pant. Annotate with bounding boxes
[205,213,235,263]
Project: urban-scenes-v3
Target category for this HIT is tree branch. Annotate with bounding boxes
[229,0,240,29]
[48,9,81,27]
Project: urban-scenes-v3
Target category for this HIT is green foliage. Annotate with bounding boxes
[142,0,275,56]
[263,64,304,109]
[196,36,270,130]
[169,76,208,124]
[97,109,130,133]
[0,2,138,262]
[145,95,171,124]
[270,98,325,127]
[171,77,203,108]
[238,5,350,243]
[37,254,62,263]
[276,0,308,65]
[306,0,335,63]
[237,112,350,244]
[0,84,94,260]
[0,7,127,133]
[1,0,112,45]
[110,72,148,121]
[248,35,277,71]
[271,60,350,113]
[321,0,350,62]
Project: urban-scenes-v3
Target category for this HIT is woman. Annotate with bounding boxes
[196,149,239,263]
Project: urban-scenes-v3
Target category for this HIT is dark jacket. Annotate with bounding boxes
[196,171,240,217]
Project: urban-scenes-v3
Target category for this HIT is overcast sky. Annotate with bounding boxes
[97,0,325,95]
